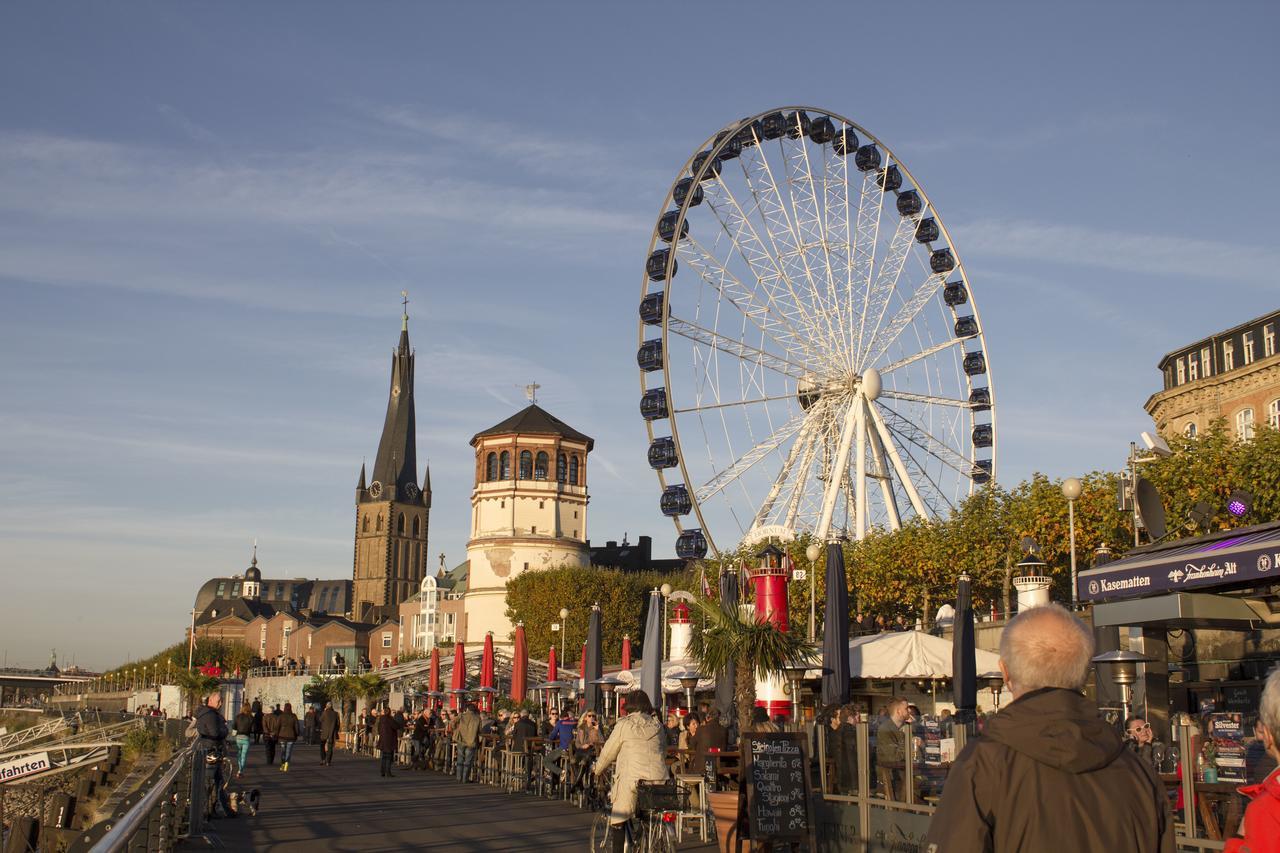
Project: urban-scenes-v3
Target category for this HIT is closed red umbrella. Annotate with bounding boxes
[511,622,528,702]
[547,645,558,682]
[621,634,632,670]
[480,632,496,712]
[429,646,441,697]
[450,640,466,710]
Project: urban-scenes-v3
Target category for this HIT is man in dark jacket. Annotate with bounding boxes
[690,708,729,779]
[376,706,403,777]
[194,692,234,818]
[925,604,1173,852]
[277,702,300,772]
[875,698,909,800]
[319,702,340,766]
[251,698,264,744]
[263,704,282,765]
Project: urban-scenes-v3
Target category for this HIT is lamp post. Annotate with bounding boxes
[660,584,673,661]
[1062,477,1082,606]
[558,608,570,675]
[782,663,810,731]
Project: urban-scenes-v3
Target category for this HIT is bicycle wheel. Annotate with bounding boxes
[590,814,612,853]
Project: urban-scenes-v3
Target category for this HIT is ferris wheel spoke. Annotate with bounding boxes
[782,421,823,530]
[856,201,920,370]
[667,315,809,381]
[673,392,797,415]
[877,406,971,477]
[695,413,806,503]
[851,169,886,371]
[781,133,849,369]
[878,337,963,374]
[865,401,930,518]
[736,143,845,371]
[697,194,837,375]
[860,269,948,369]
[880,389,973,408]
[867,419,902,530]
[676,236,818,367]
[750,411,820,530]
[893,436,955,516]
[821,143,855,373]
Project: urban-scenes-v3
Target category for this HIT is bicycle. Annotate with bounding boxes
[589,780,683,853]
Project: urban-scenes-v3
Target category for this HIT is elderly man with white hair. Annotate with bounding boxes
[924,603,1173,852]
[1226,666,1280,851]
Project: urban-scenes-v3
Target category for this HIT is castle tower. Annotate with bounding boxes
[463,403,592,645]
[751,543,792,719]
[353,302,432,622]
[243,546,262,600]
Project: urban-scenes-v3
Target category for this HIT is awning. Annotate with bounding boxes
[1077,520,1280,604]
[848,630,1002,680]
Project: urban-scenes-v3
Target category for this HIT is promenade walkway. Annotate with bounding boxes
[192,743,716,851]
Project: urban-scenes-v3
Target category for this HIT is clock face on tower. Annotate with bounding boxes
[403,482,419,500]
[368,481,383,498]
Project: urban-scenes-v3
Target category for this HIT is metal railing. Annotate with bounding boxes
[67,742,196,852]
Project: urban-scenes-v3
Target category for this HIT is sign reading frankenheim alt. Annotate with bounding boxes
[0,751,51,782]
[1078,530,1280,603]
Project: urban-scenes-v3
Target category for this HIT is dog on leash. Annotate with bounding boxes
[228,788,261,817]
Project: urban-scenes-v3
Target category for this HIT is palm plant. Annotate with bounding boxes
[326,674,357,717]
[174,669,220,713]
[687,597,813,736]
[353,672,388,707]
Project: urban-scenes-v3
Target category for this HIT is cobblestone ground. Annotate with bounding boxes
[194,744,717,851]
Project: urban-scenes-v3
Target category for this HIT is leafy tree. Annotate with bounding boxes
[686,597,813,736]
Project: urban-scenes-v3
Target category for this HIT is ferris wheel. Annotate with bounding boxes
[637,106,996,560]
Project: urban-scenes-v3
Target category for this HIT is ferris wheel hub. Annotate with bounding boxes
[860,368,882,401]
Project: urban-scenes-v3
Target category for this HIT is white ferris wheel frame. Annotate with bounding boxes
[639,106,997,558]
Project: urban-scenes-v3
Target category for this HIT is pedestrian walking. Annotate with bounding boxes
[377,705,403,777]
[925,603,1173,852]
[303,705,317,745]
[233,703,254,777]
[263,704,282,765]
[251,698,264,744]
[319,701,340,766]
[1225,666,1280,852]
[277,702,300,772]
[453,702,481,783]
[194,692,235,819]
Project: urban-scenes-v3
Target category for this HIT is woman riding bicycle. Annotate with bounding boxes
[593,690,669,852]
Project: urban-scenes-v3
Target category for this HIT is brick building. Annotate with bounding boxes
[1145,309,1280,441]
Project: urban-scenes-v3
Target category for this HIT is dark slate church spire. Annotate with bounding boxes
[364,295,422,504]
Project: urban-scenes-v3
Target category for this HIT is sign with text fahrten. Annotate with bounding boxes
[0,751,51,783]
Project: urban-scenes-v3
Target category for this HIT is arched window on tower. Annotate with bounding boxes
[486,452,498,481]
[535,452,549,480]
[519,450,533,480]
[557,453,567,483]
[362,516,370,533]
[569,455,579,485]
[412,516,421,538]
[376,514,383,532]
[499,451,511,480]
[397,513,406,534]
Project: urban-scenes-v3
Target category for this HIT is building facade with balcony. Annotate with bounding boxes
[1145,309,1280,441]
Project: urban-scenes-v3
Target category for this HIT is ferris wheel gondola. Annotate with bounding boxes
[637,106,996,559]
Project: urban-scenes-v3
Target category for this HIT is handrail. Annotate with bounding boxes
[86,744,193,852]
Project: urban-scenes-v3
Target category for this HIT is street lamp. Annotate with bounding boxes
[559,608,570,674]
[782,662,811,731]
[1091,649,1154,722]
[1062,477,1082,606]
[660,584,673,661]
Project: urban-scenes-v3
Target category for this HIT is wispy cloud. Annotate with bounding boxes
[956,218,1279,288]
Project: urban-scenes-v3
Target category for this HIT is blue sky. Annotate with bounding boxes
[1,2,1277,670]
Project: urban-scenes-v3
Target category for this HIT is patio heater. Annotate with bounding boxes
[677,673,702,715]
[980,672,1005,712]
[1091,649,1154,722]
[591,676,626,721]
[781,662,811,731]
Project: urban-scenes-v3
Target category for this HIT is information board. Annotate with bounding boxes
[740,732,816,849]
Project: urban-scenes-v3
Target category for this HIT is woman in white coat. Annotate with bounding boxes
[593,690,670,849]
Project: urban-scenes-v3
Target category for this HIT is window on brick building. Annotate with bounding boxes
[1244,332,1256,365]
[1185,422,1198,438]
[1201,346,1212,377]
[1270,399,1280,431]
[486,452,498,481]
[500,451,511,480]
[1266,324,1276,358]
[1176,358,1185,384]
[557,453,567,483]
[535,451,549,480]
[382,632,392,648]
[1224,340,1235,371]
[1188,354,1198,381]
[1236,408,1255,441]
[519,450,533,479]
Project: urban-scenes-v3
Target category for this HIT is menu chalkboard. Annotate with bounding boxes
[740,732,816,849]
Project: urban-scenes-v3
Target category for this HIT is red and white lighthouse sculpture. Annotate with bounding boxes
[669,600,693,663]
[751,543,792,719]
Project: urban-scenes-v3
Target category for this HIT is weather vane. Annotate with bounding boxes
[525,382,541,404]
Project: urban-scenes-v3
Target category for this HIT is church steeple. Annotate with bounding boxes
[365,294,422,505]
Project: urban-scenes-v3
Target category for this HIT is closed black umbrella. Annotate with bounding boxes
[584,604,603,714]
[715,570,738,718]
[952,572,977,724]
[821,543,851,707]
[640,589,664,705]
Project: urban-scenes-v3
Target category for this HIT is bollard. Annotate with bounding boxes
[76,776,95,801]
[48,792,76,829]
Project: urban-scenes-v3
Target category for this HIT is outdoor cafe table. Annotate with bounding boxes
[1160,774,1244,841]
